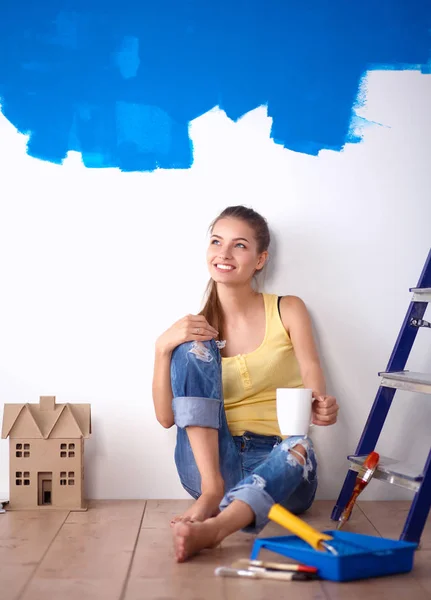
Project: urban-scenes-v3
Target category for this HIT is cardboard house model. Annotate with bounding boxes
[1,396,91,510]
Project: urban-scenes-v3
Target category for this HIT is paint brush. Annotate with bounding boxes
[337,451,379,530]
[232,558,318,574]
[215,566,319,581]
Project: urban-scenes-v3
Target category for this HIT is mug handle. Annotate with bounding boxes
[309,395,320,428]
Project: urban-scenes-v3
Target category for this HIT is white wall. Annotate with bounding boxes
[1,70,430,503]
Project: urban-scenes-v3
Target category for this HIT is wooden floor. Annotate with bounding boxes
[1,500,430,600]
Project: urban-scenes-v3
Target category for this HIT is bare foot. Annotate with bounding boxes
[173,519,220,562]
[170,491,223,527]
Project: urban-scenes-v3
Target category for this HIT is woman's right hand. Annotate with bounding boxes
[155,315,219,355]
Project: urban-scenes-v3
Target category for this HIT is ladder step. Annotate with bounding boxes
[410,287,431,302]
[379,371,431,394]
[348,454,423,492]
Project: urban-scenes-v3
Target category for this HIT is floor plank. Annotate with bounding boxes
[0,510,69,600]
[124,500,346,600]
[413,551,431,595]
[18,500,146,600]
[124,500,227,600]
[322,575,429,600]
[357,501,431,549]
[2,500,430,600]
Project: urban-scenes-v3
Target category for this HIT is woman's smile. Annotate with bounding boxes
[214,263,236,272]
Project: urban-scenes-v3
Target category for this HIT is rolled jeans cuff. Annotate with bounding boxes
[219,484,274,534]
[172,396,222,429]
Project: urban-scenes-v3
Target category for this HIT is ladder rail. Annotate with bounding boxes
[383,246,431,373]
[331,249,431,544]
[351,294,429,455]
[330,386,396,521]
[352,247,431,452]
[401,447,431,543]
[384,299,429,373]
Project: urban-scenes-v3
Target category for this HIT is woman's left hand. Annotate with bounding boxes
[312,395,339,426]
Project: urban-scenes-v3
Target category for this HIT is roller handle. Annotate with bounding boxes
[268,504,333,552]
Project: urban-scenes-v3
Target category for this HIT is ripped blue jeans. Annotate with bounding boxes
[171,340,318,533]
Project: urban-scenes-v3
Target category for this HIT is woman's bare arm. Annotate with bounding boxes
[152,348,175,428]
[279,295,326,394]
[280,295,339,426]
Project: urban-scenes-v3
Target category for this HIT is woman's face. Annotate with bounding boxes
[206,217,268,285]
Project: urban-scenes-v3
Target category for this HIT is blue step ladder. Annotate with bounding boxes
[331,249,431,545]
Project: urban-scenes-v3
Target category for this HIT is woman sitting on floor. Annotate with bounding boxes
[152,205,339,562]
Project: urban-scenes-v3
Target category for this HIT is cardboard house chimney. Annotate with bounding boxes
[1,396,91,510]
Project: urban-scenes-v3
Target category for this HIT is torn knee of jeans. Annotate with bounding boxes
[281,437,314,481]
[187,341,214,363]
[289,447,306,465]
[251,474,267,490]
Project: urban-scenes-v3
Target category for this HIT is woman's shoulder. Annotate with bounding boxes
[263,293,309,316]
[277,294,306,309]
[277,295,310,330]
[263,292,303,304]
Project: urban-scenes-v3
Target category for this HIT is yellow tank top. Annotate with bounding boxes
[222,293,304,436]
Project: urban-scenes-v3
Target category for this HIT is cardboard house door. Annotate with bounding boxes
[38,472,52,506]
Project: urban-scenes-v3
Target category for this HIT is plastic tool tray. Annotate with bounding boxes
[251,530,418,582]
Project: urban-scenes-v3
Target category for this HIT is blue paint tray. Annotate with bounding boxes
[251,530,418,582]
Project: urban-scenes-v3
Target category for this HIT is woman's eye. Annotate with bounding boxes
[235,243,246,249]
[211,239,220,245]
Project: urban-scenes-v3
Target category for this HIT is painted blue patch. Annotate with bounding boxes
[115,36,140,80]
[0,1,429,171]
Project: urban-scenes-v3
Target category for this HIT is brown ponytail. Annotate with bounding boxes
[200,205,270,341]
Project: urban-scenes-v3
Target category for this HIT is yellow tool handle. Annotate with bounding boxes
[268,504,333,551]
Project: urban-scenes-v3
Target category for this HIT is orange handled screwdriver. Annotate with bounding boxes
[337,451,380,530]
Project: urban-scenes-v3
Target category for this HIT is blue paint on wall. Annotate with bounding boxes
[0,1,429,171]
[115,37,140,80]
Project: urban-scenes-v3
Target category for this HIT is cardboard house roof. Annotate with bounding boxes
[1,396,91,440]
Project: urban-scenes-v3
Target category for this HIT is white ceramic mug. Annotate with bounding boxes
[276,388,314,436]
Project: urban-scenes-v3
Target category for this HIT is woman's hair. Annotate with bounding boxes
[200,205,270,341]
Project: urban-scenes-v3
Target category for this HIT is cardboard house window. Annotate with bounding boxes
[16,471,30,486]
[60,471,74,486]
[60,443,75,458]
[16,442,30,458]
